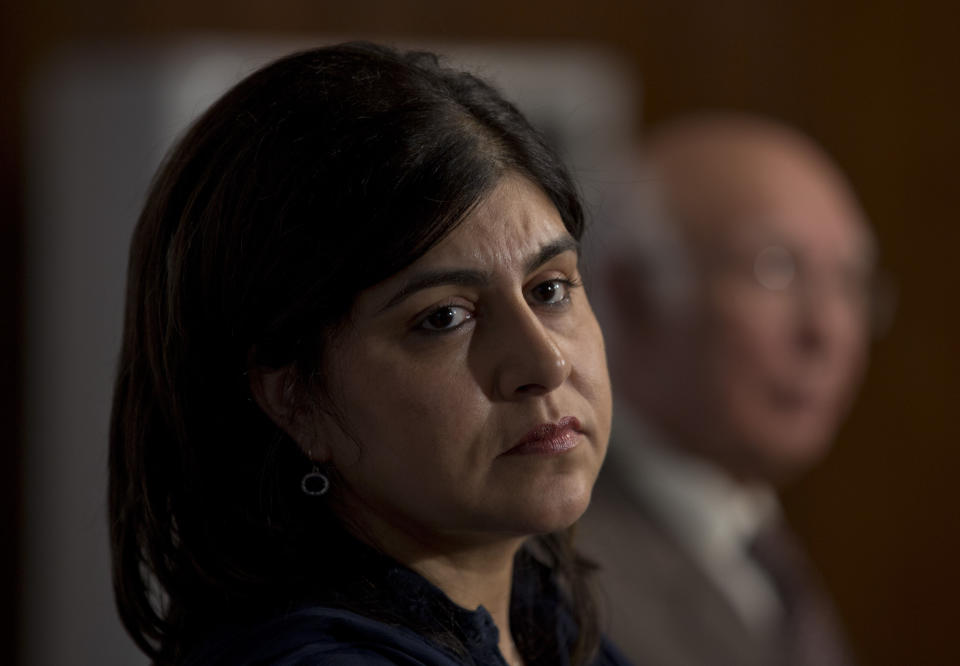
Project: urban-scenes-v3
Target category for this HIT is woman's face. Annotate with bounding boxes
[312,174,611,546]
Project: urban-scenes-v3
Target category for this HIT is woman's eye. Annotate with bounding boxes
[419,305,472,332]
[529,279,572,305]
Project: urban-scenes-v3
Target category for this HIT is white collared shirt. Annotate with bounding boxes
[607,404,786,636]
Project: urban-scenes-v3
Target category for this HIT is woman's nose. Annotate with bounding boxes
[489,304,571,400]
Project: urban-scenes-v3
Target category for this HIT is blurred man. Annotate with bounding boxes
[580,113,876,666]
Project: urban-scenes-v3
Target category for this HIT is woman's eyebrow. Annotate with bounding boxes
[524,236,579,275]
[378,235,580,313]
[379,269,488,312]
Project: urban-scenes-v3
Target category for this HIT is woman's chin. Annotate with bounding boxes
[501,477,595,536]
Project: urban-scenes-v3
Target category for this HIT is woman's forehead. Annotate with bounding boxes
[419,175,570,269]
[351,177,576,318]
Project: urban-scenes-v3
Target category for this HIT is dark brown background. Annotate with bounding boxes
[3,1,957,664]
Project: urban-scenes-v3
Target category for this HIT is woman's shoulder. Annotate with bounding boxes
[595,636,637,666]
[183,605,462,666]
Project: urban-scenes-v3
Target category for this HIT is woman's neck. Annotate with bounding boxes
[347,506,527,665]
[406,540,526,666]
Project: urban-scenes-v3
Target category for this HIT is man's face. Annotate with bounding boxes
[660,141,874,481]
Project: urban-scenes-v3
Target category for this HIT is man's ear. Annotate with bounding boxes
[248,365,332,462]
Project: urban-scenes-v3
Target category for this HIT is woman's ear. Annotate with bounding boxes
[248,365,332,462]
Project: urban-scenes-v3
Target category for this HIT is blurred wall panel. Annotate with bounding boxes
[20,42,319,666]
[24,49,183,666]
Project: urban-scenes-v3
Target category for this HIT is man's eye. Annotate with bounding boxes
[753,245,796,291]
[419,305,472,332]
[530,279,572,305]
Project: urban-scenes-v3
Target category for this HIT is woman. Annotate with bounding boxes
[110,41,618,666]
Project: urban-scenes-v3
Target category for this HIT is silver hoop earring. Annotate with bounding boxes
[301,465,330,497]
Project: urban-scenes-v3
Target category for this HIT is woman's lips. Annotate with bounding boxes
[503,416,583,456]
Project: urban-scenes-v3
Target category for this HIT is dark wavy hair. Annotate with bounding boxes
[110,41,597,665]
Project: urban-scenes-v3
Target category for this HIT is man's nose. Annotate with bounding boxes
[793,275,867,356]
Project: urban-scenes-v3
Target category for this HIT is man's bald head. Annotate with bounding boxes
[647,115,871,262]
[597,113,875,483]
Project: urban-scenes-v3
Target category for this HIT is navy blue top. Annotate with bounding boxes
[184,547,632,665]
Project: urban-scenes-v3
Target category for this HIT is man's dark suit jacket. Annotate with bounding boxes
[578,461,853,666]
